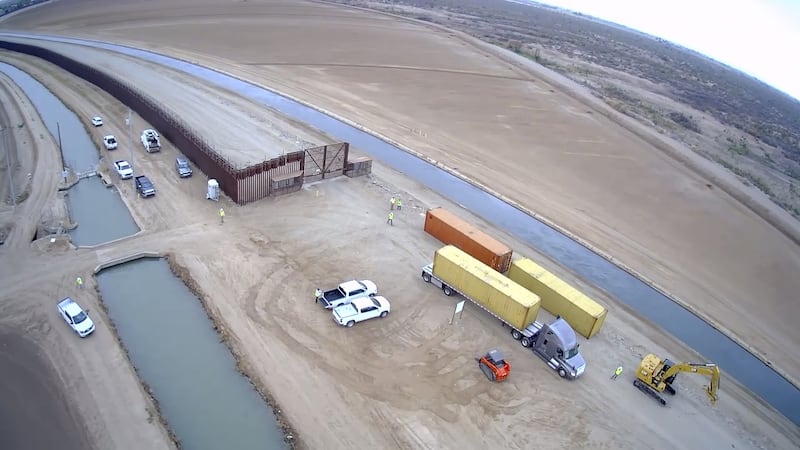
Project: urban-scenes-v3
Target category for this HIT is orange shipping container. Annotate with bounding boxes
[424,207,513,273]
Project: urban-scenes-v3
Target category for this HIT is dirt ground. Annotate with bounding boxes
[2,0,798,387]
[0,37,798,450]
[0,0,800,449]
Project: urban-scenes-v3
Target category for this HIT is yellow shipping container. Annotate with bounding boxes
[433,245,540,330]
[507,258,607,338]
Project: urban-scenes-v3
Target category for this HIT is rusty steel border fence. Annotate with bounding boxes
[0,39,354,204]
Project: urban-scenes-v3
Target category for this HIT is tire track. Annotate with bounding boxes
[239,61,535,82]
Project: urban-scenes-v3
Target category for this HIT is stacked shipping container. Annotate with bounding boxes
[424,207,513,273]
[507,258,608,339]
[432,245,540,330]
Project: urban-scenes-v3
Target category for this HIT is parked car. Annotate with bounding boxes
[114,160,133,179]
[103,135,118,150]
[332,295,391,327]
[135,175,156,197]
[57,297,95,337]
[318,279,377,309]
[175,157,193,178]
[140,129,161,152]
[91,116,103,127]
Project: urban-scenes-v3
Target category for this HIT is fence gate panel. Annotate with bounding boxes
[303,143,349,182]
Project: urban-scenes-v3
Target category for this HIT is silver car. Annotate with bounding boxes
[175,157,193,178]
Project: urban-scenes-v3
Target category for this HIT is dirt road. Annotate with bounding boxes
[0,330,91,450]
[1,0,798,385]
[0,46,798,449]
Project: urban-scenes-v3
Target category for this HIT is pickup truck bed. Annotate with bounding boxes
[319,279,378,309]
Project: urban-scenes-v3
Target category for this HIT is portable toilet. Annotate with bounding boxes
[206,179,220,201]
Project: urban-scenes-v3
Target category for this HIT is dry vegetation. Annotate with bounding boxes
[330,0,800,217]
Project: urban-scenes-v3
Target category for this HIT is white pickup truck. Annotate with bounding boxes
[103,135,118,150]
[57,297,96,337]
[114,160,133,179]
[318,279,377,309]
[332,295,391,327]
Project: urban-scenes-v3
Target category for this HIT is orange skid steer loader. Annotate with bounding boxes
[477,349,511,382]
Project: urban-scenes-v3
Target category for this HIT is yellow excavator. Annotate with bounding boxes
[633,353,720,406]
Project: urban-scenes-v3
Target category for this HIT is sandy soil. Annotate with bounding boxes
[0,60,173,449]
[1,0,797,386]
[0,47,798,450]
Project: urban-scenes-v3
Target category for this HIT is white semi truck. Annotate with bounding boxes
[422,245,586,379]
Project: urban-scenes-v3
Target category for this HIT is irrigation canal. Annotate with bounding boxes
[0,33,797,426]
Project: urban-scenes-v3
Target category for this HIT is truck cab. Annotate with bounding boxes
[319,279,377,309]
[519,317,586,379]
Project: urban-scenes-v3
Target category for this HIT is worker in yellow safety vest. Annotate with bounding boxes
[219,208,225,224]
[387,211,394,226]
[76,276,84,289]
[396,199,403,210]
[611,366,623,380]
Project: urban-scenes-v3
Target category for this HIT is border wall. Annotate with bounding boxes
[0,39,363,204]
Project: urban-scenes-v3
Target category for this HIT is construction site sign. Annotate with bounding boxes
[450,300,466,325]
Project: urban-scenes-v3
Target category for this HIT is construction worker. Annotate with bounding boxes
[76,276,84,289]
[314,288,323,304]
[390,196,396,210]
[396,198,403,210]
[611,366,623,380]
[387,211,394,226]
[219,207,225,224]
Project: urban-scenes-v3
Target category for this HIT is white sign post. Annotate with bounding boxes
[450,300,466,325]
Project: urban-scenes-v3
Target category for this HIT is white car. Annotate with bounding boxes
[91,116,103,127]
[114,160,133,179]
[332,295,390,327]
[103,135,118,150]
[57,297,95,338]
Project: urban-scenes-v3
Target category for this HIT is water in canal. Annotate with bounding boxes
[3,33,798,425]
[0,60,138,246]
[96,257,287,450]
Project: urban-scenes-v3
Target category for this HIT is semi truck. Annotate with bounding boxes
[422,245,586,379]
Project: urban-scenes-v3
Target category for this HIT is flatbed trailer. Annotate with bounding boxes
[422,263,586,379]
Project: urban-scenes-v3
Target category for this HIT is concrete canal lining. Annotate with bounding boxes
[1,33,797,425]
[0,60,139,246]
[95,255,289,450]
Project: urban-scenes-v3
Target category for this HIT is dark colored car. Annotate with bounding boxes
[175,157,193,178]
[135,175,156,197]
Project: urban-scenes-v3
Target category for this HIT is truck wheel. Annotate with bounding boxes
[558,368,567,378]
[380,311,388,318]
[346,321,355,328]
[520,337,532,348]
[422,272,431,282]
[442,285,454,296]
[511,329,522,340]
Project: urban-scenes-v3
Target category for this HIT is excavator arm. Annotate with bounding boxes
[662,362,720,404]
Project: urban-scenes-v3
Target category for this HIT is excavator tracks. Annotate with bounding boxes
[634,379,667,405]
